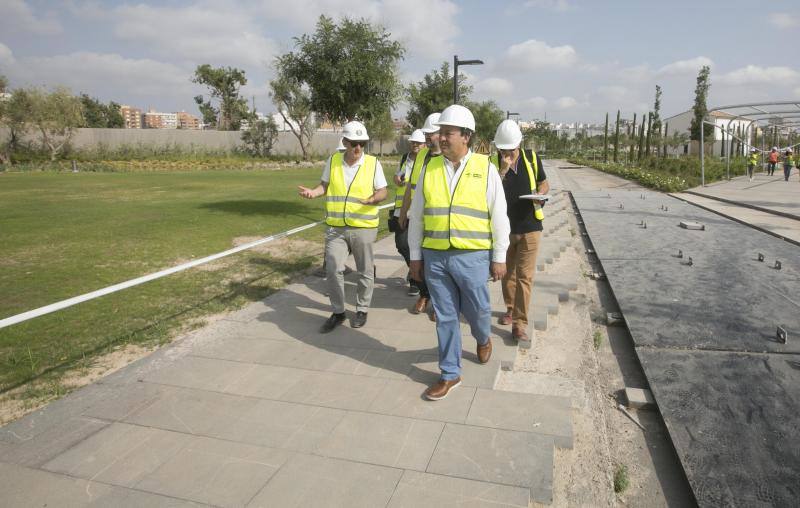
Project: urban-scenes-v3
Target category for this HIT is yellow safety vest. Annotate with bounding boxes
[748,153,759,166]
[490,149,545,221]
[325,152,379,228]
[422,153,492,250]
[406,147,434,203]
[393,153,411,209]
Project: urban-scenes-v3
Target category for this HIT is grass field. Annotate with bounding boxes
[0,164,397,401]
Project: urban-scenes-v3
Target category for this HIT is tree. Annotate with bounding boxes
[629,113,637,163]
[277,15,405,124]
[613,110,621,162]
[405,62,472,128]
[637,116,646,161]
[241,116,279,157]
[79,94,123,128]
[0,74,7,94]
[645,112,652,157]
[366,108,395,156]
[689,65,713,145]
[192,64,248,130]
[662,122,669,157]
[269,71,315,160]
[1,79,30,165]
[603,112,609,162]
[23,87,84,161]
[466,100,504,152]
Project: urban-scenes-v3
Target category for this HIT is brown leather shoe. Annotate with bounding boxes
[424,377,462,401]
[498,310,512,325]
[412,297,429,314]
[512,327,529,341]
[477,338,492,364]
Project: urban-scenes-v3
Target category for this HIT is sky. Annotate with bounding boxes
[2,0,800,125]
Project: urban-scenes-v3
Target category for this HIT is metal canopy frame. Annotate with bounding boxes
[700,101,800,185]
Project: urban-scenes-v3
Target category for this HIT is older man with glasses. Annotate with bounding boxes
[298,121,388,333]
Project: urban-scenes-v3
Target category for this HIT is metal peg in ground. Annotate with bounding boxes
[774,260,782,270]
[757,253,765,262]
[777,326,787,344]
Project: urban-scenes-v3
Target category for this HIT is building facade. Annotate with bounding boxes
[176,111,200,130]
[143,109,178,129]
[120,105,142,129]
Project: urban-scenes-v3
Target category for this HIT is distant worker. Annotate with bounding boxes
[747,148,759,181]
[399,112,443,317]
[783,149,794,182]
[390,129,426,296]
[298,121,387,332]
[490,120,549,346]
[408,104,510,400]
[767,147,778,176]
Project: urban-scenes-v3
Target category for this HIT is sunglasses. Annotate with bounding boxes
[347,140,367,147]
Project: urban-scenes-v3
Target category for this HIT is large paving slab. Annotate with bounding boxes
[573,184,800,507]
[685,171,800,220]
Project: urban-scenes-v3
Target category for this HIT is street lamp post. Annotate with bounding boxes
[453,55,484,104]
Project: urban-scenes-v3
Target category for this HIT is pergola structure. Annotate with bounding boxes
[700,100,800,185]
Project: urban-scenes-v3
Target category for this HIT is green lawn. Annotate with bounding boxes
[0,165,397,394]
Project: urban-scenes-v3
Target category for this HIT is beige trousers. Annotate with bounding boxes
[501,231,542,329]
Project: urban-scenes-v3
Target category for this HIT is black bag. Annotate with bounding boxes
[387,211,400,232]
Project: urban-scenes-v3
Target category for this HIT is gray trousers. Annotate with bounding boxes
[325,226,377,313]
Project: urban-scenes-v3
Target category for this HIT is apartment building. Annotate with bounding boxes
[120,105,142,129]
[143,109,178,129]
[176,111,200,129]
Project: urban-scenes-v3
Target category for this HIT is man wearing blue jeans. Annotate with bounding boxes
[408,105,510,401]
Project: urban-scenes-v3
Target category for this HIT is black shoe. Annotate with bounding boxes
[320,312,345,333]
[408,282,420,296]
[352,311,368,328]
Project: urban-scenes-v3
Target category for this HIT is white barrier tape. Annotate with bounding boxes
[0,203,395,330]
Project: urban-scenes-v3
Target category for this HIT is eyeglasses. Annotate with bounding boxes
[347,140,367,147]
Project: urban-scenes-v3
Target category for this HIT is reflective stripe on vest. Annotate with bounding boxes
[491,149,544,221]
[422,153,492,250]
[325,153,379,228]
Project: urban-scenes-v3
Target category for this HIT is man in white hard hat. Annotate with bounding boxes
[399,112,443,316]
[783,148,794,181]
[408,104,510,401]
[299,121,388,332]
[490,120,550,345]
[390,129,426,296]
[767,146,778,176]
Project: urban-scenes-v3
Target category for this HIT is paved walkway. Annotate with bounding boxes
[673,170,800,244]
[0,191,578,507]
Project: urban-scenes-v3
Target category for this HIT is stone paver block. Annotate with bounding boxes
[216,398,346,453]
[248,453,402,508]
[316,411,443,470]
[278,369,388,411]
[143,355,256,393]
[466,389,573,448]
[427,423,555,504]
[367,379,476,423]
[224,364,307,400]
[0,416,109,468]
[0,462,206,508]
[43,422,192,488]
[624,387,656,410]
[387,469,529,508]
[124,384,255,436]
[136,433,291,507]
[83,381,166,422]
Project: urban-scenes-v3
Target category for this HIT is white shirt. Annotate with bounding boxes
[408,150,510,263]
[393,153,416,217]
[321,153,387,190]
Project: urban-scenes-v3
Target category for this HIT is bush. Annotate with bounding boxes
[568,156,748,192]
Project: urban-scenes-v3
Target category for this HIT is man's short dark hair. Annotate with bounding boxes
[460,127,474,147]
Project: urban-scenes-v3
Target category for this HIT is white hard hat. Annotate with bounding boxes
[493,120,523,150]
[337,137,346,151]
[342,120,369,141]
[421,113,441,133]
[772,146,778,150]
[435,104,475,131]
[408,129,425,143]
[751,148,758,152]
